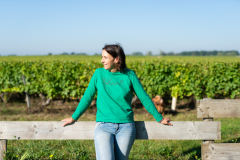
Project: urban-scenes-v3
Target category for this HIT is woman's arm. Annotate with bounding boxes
[62,69,98,126]
[129,70,172,125]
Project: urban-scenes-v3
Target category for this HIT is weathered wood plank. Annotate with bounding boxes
[0,121,221,140]
[0,140,7,160]
[202,143,240,160]
[202,118,214,144]
[136,121,220,140]
[0,121,96,140]
[197,99,240,118]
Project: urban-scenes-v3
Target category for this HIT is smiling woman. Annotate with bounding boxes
[61,43,172,160]
[101,50,118,72]
[101,44,127,72]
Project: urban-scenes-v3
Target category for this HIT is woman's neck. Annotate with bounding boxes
[109,68,118,72]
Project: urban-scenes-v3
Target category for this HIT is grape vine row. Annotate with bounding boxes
[0,61,239,99]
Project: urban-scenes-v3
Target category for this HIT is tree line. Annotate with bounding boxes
[160,50,239,56]
[122,50,239,56]
[1,50,239,57]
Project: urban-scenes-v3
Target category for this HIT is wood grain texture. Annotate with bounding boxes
[202,118,215,144]
[197,99,240,118]
[0,140,7,160]
[0,121,220,140]
[202,143,240,160]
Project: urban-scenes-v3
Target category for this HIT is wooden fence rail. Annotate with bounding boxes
[201,143,240,160]
[197,99,240,118]
[0,98,239,159]
[0,121,220,140]
[0,121,220,159]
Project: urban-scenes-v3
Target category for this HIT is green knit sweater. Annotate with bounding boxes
[72,68,163,123]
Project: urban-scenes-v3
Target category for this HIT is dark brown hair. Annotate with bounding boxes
[102,43,127,72]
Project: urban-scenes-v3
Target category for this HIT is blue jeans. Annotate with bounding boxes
[94,122,136,160]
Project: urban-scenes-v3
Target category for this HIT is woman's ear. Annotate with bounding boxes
[114,57,119,63]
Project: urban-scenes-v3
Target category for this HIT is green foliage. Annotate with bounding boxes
[0,61,101,99]
[0,61,240,99]
[129,61,240,99]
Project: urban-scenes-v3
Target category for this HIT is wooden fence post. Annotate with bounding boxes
[202,98,214,144]
[22,75,31,110]
[202,118,214,144]
[0,140,7,160]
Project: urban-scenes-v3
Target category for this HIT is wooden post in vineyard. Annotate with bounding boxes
[22,75,31,110]
[171,86,178,113]
[171,97,177,112]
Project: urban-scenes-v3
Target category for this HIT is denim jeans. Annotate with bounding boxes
[94,122,136,160]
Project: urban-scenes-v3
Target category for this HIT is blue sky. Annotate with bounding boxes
[0,0,239,56]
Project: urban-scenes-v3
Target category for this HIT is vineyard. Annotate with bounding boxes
[0,60,240,102]
[1,59,240,159]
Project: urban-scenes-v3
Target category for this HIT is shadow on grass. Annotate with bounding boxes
[181,137,240,160]
[223,136,240,143]
[182,144,201,160]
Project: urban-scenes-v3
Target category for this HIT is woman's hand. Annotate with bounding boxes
[62,117,75,127]
[160,118,172,126]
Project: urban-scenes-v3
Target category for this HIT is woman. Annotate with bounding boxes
[62,44,172,160]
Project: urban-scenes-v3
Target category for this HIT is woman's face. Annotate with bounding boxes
[101,50,118,72]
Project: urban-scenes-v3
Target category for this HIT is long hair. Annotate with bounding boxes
[102,43,127,72]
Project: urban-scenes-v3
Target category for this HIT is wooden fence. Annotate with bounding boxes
[0,99,240,159]
[197,99,240,160]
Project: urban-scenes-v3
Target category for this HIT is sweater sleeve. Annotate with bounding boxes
[71,69,98,120]
[129,71,163,122]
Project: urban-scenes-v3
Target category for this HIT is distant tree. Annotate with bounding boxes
[217,51,225,56]
[76,53,87,55]
[212,50,218,56]
[146,51,152,56]
[71,52,75,55]
[61,52,69,55]
[178,50,238,56]
[167,52,175,56]
[93,53,101,56]
[160,50,166,56]
[226,51,239,56]
[192,51,199,56]
[132,52,143,56]
[48,53,52,56]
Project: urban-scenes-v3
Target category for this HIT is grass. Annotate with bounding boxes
[1,55,240,62]
[1,102,240,159]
